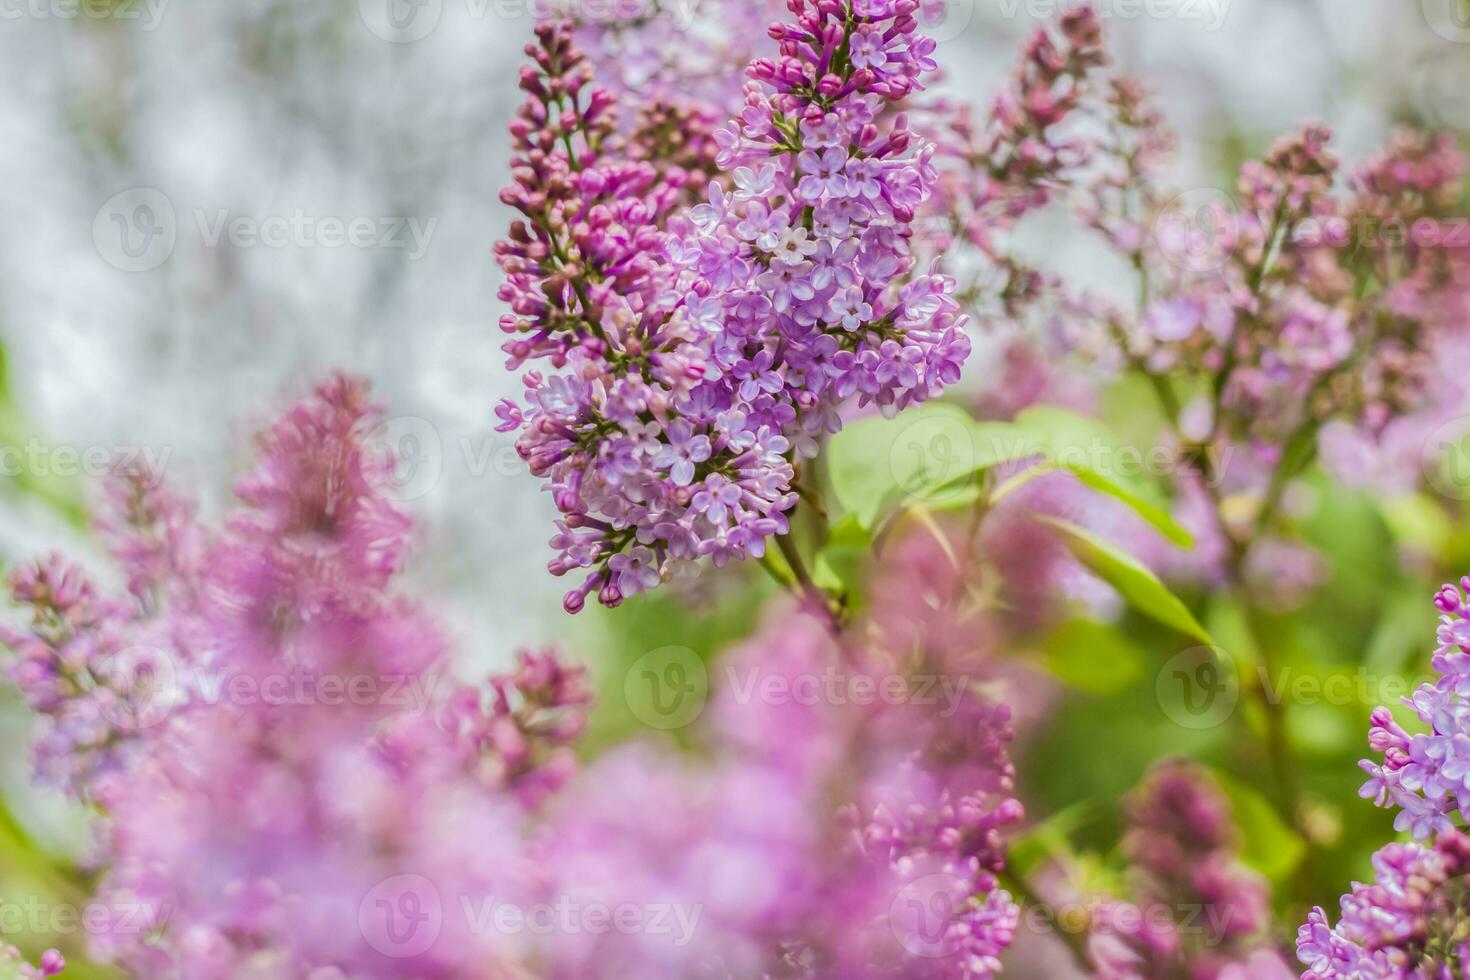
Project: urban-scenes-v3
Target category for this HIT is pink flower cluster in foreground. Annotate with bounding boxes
[2,376,1023,979]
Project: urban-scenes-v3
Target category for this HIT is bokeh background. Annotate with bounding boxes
[0,0,1466,973]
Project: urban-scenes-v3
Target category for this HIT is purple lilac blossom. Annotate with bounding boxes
[2,377,592,978]
[1088,760,1282,979]
[1298,831,1470,979]
[1359,576,1470,841]
[497,9,971,612]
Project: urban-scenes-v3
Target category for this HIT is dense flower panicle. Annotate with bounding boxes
[536,602,1024,979]
[925,8,1469,525]
[1118,121,1470,486]
[1359,576,1470,841]
[0,556,158,795]
[921,7,1107,264]
[497,9,970,612]
[917,10,1115,422]
[1,377,595,978]
[671,0,972,413]
[1304,577,1470,978]
[496,19,795,614]
[95,461,208,613]
[1298,831,1470,979]
[626,97,725,204]
[434,647,592,807]
[1089,761,1279,979]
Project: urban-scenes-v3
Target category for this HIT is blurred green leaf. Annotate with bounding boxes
[1001,406,1194,547]
[827,401,980,528]
[812,514,871,597]
[1007,799,1101,877]
[1045,619,1146,695]
[1039,517,1212,643]
[1211,769,1307,884]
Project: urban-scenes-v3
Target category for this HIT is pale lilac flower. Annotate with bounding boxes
[1298,832,1470,978]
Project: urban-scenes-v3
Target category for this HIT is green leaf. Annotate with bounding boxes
[812,515,871,595]
[1039,516,1212,643]
[827,402,985,528]
[1210,769,1307,884]
[1005,406,1193,547]
[1065,465,1193,548]
[1006,799,1101,877]
[1045,619,1147,695]
[827,402,1195,550]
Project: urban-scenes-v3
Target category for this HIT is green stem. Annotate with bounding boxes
[1128,354,1312,839]
[1239,600,1304,829]
[774,532,840,631]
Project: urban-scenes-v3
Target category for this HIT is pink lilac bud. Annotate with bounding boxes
[0,924,63,979]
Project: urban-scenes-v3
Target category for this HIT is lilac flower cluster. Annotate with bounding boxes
[1359,577,1470,841]
[921,7,1107,265]
[912,9,1120,428]
[495,7,970,612]
[435,646,591,808]
[675,0,971,418]
[537,600,1024,979]
[1088,761,1282,979]
[1114,120,1468,498]
[918,5,1470,535]
[0,556,159,796]
[1,372,1032,978]
[1299,577,1470,977]
[1298,831,1470,978]
[1,377,593,978]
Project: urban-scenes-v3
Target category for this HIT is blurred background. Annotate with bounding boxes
[0,0,1465,973]
[0,0,1460,650]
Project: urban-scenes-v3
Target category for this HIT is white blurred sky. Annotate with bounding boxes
[0,0,1460,668]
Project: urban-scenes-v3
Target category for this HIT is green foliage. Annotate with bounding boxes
[1039,517,1212,643]
[1211,769,1307,885]
[1044,619,1146,695]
